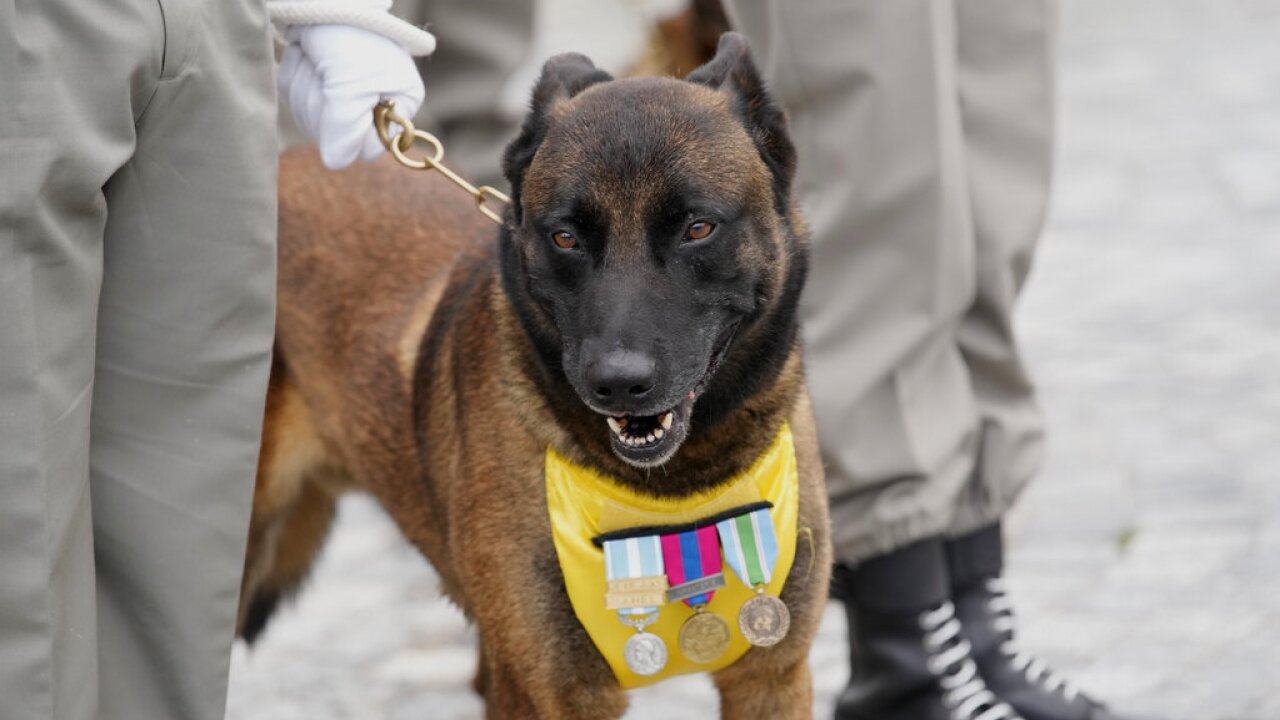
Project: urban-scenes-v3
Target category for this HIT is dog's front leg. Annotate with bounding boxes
[474,626,628,720]
[465,545,628,720]
[712,652,814,720]
[710,512,828,720]
[475,647,538,720]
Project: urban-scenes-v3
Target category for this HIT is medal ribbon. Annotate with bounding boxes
[659,525,723,607]
[715,508,780,588]
[603,535,666,619]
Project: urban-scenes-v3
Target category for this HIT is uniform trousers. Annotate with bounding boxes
[0,0,277,717]
[724,0,1056,563]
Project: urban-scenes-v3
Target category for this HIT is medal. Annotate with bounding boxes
[661,525,730,663]
[737,591,790,647]
[623,626,668,676]
[716,508,791,647]
[603,535,669,675]
[677,609,732,663]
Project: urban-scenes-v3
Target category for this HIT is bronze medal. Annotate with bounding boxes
[677,610,731,663]
[738,593,790,647]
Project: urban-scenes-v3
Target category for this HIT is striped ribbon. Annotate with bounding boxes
[659,526,723,607]
[603,535,665,618]
[715,508,780,588]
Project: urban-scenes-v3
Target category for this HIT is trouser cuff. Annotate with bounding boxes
[844,536,949,613]
[945,521,1004,588]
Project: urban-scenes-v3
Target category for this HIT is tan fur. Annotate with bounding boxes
[396,274,449,383]
[241,133,831,717]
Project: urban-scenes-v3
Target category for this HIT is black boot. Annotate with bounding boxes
[834,538,1021,720]
[947,524,1137,720]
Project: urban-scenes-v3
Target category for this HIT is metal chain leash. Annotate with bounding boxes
[372,100,510,225]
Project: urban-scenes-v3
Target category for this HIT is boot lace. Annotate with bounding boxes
[986,578,1081,702]
[920,601,1022,720]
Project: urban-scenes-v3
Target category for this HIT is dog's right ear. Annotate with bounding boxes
[686,33,796,207]
[502,54,613,223]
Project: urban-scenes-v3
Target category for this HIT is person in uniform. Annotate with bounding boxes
[722,3,1144,718]
[0,0,429,717]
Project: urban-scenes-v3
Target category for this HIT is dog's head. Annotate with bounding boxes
[499,33,805,470]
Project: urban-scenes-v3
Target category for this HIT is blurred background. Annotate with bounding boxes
[231,0,1280,717]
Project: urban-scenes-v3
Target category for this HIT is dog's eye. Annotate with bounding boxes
[551,230,578,250]
[685,221,716,242]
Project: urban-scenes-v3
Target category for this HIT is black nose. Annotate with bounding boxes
[588,349,657,404]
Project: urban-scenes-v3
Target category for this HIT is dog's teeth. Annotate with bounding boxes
[607,417,624,435]
[654,428,664,440]
[659,412,673,430]
[645,434,655,443]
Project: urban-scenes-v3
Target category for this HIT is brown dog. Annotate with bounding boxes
[238,33,831,719]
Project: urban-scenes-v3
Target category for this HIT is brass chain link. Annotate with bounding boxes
[373,100,510,225]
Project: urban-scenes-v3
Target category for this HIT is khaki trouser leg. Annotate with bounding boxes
[93,0,277,717]
[2,1,162,716]
[725,0,1054,563]
[949,0,1055,536]
[0,0,277,717]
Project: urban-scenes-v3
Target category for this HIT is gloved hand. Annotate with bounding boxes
[279,24,425,170]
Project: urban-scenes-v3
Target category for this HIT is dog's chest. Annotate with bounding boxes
[543,426,800,688]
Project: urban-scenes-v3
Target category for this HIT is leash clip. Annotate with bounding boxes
[373,100,511,226]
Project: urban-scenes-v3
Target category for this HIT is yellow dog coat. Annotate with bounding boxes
[545,424,799,688]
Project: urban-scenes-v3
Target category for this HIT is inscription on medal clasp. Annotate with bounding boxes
[665,572,727,604]
[605,575,669,610]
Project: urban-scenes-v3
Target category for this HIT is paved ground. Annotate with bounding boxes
[227,1,1280,718]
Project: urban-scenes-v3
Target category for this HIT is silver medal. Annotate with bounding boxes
[623,630,668,676]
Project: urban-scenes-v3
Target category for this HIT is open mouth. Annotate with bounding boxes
[598,320,740,468]
[607,411,675,448]
[604,403,690,467]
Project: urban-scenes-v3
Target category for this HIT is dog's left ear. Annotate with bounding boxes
[686,32,797,204]
[502,53,614,223]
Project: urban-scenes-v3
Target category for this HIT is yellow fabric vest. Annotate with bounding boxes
[545,424,799,689]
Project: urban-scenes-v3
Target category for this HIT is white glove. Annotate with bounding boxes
[280,24,425,170]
